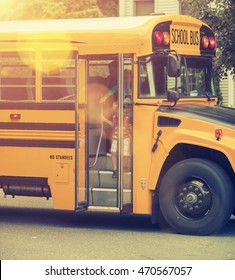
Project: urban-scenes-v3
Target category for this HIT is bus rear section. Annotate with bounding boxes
[0,49,133,212]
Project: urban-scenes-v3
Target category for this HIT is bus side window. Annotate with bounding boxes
[0,52,35,101]
[42,65,68,101]
[41,51,76,102]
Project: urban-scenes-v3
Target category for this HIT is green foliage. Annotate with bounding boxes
[65,0,104,18]
[181,0,235,79]
[97,0,119,16]
[0,0,108,20]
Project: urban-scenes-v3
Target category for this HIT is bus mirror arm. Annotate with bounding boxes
[167,89,180,103]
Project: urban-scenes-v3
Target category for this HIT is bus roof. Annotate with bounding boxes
[0,15,209,56]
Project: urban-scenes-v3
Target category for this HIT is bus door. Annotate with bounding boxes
[87,54,133,211]
[118,54,133,213]
[75,56,88,210]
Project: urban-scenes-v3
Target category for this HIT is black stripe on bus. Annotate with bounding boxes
[0,176,48,187]
[0,139,75,148]
[0,122,76,131]
[0,103,86,110]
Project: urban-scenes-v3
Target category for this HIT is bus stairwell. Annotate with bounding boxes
[88,100,119,208]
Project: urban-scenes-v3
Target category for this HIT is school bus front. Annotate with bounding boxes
[133,16,235,235]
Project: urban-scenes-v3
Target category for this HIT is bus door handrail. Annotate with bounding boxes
[89,102,105,169]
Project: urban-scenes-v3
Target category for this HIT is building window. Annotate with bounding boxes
[135,0,154,16]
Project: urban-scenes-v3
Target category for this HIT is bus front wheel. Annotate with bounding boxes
[159,158,234,235]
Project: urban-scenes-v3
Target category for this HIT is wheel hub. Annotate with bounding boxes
[186,192,198,204]
[176,180,212,219]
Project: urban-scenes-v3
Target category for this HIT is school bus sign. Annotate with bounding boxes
[170,24,200,55]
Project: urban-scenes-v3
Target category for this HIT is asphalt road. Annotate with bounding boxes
[1,196,235,260]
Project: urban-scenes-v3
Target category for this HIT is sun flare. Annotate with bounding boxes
[0,0,11,4]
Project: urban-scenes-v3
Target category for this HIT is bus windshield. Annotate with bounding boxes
[138,56,216,99]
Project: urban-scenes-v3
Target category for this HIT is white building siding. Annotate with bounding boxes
[119,0,180,16]
[230,76,235,108]
[220,79,229,106]
[155,0,180,15]
[119,0,134,17]
[220,75,235,108]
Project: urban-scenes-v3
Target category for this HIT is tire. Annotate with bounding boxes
[159,158,235,235]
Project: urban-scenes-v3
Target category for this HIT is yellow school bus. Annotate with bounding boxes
[0,15,234,235]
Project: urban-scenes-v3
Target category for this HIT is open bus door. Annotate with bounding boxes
[87,54,133,212]
[117,54,133,213]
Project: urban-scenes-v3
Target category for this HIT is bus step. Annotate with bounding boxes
[88,169,116,188]
[89,170,131,206]
[89,154,113,170]
[88,206,120,212]
[98,169,117,187]
[90,187,117,207]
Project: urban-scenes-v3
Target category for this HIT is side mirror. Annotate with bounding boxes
[167,54,181,77]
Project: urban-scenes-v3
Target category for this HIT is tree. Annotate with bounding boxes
[181,0,235,79]
[97,0,119,17]
[0,0,119,20]
[64,0,104,18]
[0,0,60,20]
